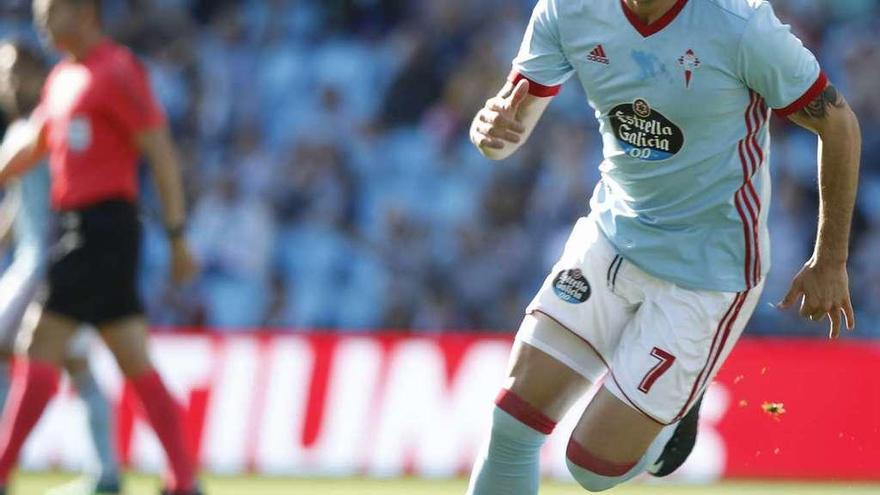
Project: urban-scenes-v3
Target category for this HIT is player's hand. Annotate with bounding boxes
[470,79,530,152]
[170,238,199,285]
[777,258,855,339]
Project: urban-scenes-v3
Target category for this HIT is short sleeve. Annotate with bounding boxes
[738,1,826,117]
[105,57,166,135]
[509,0,575,97]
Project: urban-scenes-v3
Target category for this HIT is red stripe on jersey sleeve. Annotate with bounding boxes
[507,70,562,97]
[773,71,828,118]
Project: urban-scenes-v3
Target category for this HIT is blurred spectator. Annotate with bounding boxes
[188,172,276,328]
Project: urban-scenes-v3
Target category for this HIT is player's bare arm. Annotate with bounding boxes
[778,82,861,339]
[137,127,199,284]
[470,79,553,161]
[0,120,46,184]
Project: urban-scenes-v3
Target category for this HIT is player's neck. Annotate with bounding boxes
[623,0,681,24]
[65,31,105,62]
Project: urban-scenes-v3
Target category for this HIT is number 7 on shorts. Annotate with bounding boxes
[638,347,676,394]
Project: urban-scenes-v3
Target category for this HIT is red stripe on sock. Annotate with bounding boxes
[0,360,61,483]
[566,438,636,477]
[130,369,196,492]
[495,389,556,435]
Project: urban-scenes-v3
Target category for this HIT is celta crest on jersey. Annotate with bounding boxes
[553,269,591,304]
[678,49,701,88]
[512,0,823,291]
[610,99,684,161]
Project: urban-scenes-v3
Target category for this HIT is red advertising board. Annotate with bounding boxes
[17,333,880,481]
[713,338,880,480]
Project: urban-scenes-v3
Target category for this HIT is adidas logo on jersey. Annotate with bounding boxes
[587,44,609,64]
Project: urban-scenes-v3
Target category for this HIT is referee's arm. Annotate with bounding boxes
[137,127,186,233]
[137,127,198,283]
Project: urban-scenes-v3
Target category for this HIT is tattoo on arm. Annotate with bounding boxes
[798,84,845,119]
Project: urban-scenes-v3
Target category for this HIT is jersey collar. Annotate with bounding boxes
[620,0,689,38]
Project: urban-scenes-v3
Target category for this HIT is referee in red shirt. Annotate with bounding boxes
[0,1,200,493]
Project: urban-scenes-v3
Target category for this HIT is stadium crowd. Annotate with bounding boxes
[1,0,878,336]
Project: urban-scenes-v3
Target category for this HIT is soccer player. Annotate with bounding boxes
[0,39,122,494]
[466,0,860,493]
[0,0,202,494]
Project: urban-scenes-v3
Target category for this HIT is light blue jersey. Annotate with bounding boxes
[13,166,51,268]
[7,120,51,269]
[0,119,51,344]
[511,0,824,291]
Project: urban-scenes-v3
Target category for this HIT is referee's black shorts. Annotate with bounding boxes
[44,199,144,326]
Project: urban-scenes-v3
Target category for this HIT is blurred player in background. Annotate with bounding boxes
[466,0,860,493]
[0,0,201,494]
[0,38,121,495]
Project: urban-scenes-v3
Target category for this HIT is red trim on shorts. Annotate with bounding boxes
[507,70,562,97]
[774,71,828,117]
[701,291,749,386]
[566,438,636,477]
[495,389,557,435]
[528,309,610,368]
[674,291,748,421]
[607,374,669,426]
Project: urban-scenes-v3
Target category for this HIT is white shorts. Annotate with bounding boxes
[522,216,763,425]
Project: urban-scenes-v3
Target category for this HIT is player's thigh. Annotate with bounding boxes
[97,316,153,378]
[26,309,79,365]
[505,314,593,420]
[524,216,637,382]
[571,386,664,465]
[607,280,763,427]
[576,275,765,465]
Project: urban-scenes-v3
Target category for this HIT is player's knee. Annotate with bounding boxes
[565,438,634,492]
[114,356,152,378]
[566,462,618,492]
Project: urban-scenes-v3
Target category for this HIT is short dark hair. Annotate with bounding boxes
[68,0,103,22]
[67,0,104,25]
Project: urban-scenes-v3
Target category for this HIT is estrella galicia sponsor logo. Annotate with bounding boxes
[610,98,684,161]
[553,269,591,304]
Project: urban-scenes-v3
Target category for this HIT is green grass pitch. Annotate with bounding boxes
[11,473,880,495]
